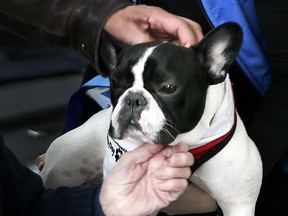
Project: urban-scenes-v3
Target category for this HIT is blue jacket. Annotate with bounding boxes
[201,0,271,95]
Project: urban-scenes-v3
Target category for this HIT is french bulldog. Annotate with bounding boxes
[40,22,262,216]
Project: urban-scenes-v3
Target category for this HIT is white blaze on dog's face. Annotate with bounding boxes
[108,42,211,145]
[108,23,243,145]
[109,45,166,144]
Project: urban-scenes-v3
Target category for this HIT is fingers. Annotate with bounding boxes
[160,143,188,157]
[117,143,164,166]
[168,151,194,167]
[155,143,193,181]
[174,142,190,153]
[160,143,194,166]
[157,178,189,194]
[105,5,203,47]
[36,153,46,171]
[176,17,203,47]
[155,148,193,180]
[146,6,203,46]
[156,167,191,180]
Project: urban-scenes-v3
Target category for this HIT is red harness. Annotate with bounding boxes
[189,111,237,172]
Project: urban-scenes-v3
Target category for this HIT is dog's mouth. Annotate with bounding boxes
[109,108,143,138]
[109,113,177,145]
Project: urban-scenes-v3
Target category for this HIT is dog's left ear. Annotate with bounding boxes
[193,22,243,84]
[99,31,127,74]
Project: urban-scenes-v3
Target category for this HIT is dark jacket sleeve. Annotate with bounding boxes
[0,1,133,213]
[0,136,104,216]
[0,0,131,76]
[249,0,288,177]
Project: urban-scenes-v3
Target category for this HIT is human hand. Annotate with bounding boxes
[100,143,194,216]
[105,5,203,48]
[36,153,46,171]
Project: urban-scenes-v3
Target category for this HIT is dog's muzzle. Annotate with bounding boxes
[109,92,147,139]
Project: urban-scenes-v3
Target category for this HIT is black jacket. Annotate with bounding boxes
[0,1,130,215]
[0,0,130,76]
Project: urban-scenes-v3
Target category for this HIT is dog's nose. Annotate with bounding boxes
[125,93,147,109]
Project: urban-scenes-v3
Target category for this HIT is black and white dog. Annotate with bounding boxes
[40,22,262,216]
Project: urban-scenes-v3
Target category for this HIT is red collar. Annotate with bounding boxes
[189,117,236,161]
[189,111,237,172]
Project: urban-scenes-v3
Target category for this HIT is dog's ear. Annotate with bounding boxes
[99,31,127,74]
[193,22,243,84]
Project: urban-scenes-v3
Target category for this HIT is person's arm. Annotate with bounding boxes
[0,135,193,216]
[250,0,288,177]
[0,136,99,216]
[0,0,202,76]
[0,0,130,76]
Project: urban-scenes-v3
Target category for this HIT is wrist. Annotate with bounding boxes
[99,187,128,216]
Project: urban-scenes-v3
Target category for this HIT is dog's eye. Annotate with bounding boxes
[160,84,177,94]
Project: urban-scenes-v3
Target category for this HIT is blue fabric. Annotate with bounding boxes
[93,184,105,216]
[201,0,288,173]
[201,0,271,95]
[282,155,288,173]
[0,135,98,216]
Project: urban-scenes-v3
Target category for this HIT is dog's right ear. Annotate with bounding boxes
[99,31,127,74]
[193,22,243,85]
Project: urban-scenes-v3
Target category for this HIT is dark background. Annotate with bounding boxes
[0,28,87,170]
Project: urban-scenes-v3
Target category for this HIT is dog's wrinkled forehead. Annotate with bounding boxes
[129,45,158,88]
[116,42,193,86]
[109,42,162,107]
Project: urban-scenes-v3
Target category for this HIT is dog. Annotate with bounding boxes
[40,22,262,216]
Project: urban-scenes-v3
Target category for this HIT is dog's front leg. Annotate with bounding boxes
[40,108,111,188]
[191,117,262,216]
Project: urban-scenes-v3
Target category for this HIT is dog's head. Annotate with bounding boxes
[108,22,243,145]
